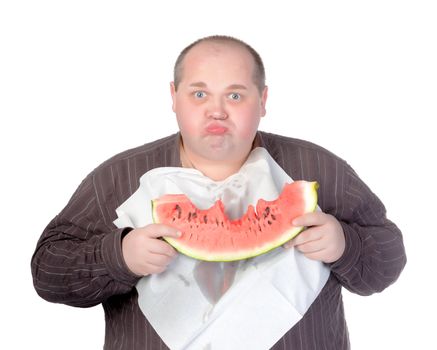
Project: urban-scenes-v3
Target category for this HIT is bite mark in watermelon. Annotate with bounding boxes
[152,181,319,262]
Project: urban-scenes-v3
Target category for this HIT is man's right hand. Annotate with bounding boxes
[121,224,181,276]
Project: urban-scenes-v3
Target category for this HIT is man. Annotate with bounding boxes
[32,35,406,349]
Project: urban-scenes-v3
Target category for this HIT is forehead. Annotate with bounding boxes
[180,42,256,83]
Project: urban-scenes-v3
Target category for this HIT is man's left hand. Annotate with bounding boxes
[284,212,346,263]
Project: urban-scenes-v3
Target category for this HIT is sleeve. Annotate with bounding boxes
[31,172,141,308]
[328,165,407,296]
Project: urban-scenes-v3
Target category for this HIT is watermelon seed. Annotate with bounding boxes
[192,212,197,219]
[188,212,192,222]
[203,215,208,224]
[216,218,219,226]
[263,207,270,218]
[175,204,182,219]
[271,214,276,221]
[268,220,272,225]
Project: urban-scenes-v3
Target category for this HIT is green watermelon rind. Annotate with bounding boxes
[152,181,319,262]
[163,225,307,262]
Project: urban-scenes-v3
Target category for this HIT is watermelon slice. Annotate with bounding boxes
[152,181,318,261]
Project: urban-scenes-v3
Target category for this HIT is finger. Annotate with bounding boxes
[283,241,293,249]
[283,232,305,248]
[143,263,167,275]
[283,227,320,249]
[147,239,178,257]
[143,224,182,239]
[294,239,325,254]
[291,226,324,246]
[292,211,327,227]
[146,252,176,267]
[302,250,326,262]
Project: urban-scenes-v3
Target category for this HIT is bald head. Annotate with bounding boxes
[173,35,266,94]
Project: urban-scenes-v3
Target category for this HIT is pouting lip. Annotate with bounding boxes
[205,123,228,135]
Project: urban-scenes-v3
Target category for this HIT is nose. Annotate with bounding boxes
[209,110,228,120]
[207,97,228,120]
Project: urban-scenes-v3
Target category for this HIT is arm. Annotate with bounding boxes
[288,165,406,296]
[31,172,181,307]
[329,167,407,295]
[31,174,140,307]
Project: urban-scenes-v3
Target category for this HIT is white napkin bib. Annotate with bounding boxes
[114,147,330,350]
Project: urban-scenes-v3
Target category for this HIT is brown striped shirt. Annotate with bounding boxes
[31,131,406,349]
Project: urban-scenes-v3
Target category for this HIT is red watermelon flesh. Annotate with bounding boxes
[152,181,318,262]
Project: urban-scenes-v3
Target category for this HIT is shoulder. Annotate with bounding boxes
[84,133,180,201]
[70,133,180,218]
[259,131,346,166]
[98,133,179,170]
[259,132,357,214]
[88,133,180,179]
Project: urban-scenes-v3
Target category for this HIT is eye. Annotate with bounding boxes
[229,92,241,101]
[194,91,206,99]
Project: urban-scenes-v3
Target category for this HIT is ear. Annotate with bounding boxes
[260,86,268,117]
[170,82,177,112]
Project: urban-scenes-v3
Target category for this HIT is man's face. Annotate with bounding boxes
[170,42,268,165]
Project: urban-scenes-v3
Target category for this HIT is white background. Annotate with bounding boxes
[1,1,436,349]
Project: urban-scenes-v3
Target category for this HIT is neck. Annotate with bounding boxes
[180,143,251,181]
[181,149,247,181]
[195,160,246,181]
[179,134,261,181]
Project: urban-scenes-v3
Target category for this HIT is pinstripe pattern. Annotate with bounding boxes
[31,132,406,349]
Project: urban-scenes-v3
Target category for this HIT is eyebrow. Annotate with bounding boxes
[189,82,207,88]
[227,84,247,90]
[188,82,248,90]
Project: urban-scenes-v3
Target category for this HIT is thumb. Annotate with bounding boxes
[143,224,182,239]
